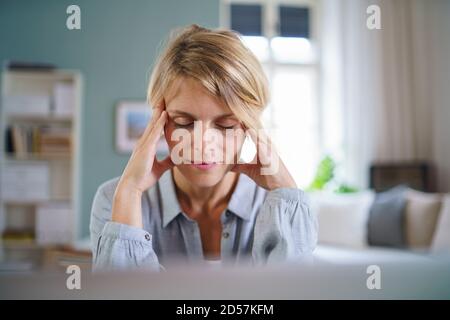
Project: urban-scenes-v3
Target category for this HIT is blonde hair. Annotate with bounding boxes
[147,24,269,130]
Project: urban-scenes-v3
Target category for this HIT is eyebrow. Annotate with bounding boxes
[168,110,237,120]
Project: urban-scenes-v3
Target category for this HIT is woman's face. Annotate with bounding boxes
[164,77,246,187]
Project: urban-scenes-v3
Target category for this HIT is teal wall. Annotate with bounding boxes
[0,0,220,238]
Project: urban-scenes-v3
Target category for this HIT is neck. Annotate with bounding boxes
[172,167,239,217]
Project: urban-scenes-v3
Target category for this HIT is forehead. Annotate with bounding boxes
[165,76,231,117]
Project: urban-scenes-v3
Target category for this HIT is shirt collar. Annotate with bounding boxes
[157,169,255,228]
[226,173,255,221]
[158,169,183,228]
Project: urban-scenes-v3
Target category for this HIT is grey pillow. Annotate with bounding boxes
[367,185,408,248]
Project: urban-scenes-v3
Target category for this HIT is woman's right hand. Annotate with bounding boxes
[112,101,174,228]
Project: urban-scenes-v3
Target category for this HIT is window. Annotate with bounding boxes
[223,0,320,188]
[230,4,263,36]
[279,5,309,38]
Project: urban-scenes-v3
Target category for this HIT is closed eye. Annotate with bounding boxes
[172,116,194,128]
[216,124,236,130]
[216,119,239,130]
[174,122,194,128]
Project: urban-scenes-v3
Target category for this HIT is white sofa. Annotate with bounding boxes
[308,190,450,265]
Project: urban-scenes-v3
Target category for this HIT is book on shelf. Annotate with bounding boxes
[1,228,35,244]
[5,124,71,156]
[3,60,56,71]
[0,204,73,246]
[39,126,72,154]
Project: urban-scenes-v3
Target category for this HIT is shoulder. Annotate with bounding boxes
[94,176,121,204]
[90,176,121,238]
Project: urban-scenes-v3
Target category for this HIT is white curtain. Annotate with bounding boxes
[320,0,441,189]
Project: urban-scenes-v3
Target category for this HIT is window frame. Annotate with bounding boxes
[221,0,323,187]
[220,0,322,129]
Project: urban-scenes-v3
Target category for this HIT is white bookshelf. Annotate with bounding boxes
[0,69,82,254]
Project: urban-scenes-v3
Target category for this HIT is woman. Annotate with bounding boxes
[90,24,317,271]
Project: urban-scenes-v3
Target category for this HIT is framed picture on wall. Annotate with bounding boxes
[115,101,169,154]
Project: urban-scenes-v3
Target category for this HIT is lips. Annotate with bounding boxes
[191,162,217,170]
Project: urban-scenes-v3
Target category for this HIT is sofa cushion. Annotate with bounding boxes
[404,189,442,249]
[367,185,408,248]
[430,195,450,253]
[310,191,374,249]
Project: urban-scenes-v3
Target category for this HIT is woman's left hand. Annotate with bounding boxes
[231,128,297,191]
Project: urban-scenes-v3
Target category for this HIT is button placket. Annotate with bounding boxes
[221,213,236,259]
[222,212,230,238]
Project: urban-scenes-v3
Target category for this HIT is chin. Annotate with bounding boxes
[176,164,230,188]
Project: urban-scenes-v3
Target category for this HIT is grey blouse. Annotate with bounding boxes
[90,170,318,271]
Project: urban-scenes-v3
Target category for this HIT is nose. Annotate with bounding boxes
[192,121,223,162]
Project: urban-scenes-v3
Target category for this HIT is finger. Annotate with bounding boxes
[135,119,154,150]
[146,100,165,134]
[135,100,164,146]
[247,127,272,149]
[247,128,273,165]
[150,105,163,127]
[147,110,168,147]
